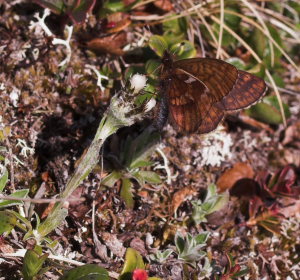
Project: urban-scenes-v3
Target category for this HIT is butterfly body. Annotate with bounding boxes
[159,51,267,134]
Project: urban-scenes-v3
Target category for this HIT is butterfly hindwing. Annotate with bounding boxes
[222,70,267,110]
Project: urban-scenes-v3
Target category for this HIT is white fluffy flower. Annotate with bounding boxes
[130,74,147,93]
[144,98,156,112]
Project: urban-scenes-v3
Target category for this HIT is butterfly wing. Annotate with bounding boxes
[173,58,266,111]
[167,68,224,133]
[166,58,266,133]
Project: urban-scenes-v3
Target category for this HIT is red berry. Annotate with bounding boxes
[132,269,148,280]
[106,21,117,29]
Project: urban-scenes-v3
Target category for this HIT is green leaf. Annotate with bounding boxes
[178,17,188,33]
[124,129,159,169]
[151,249,173,263]
[163,17,187,35]
[102,0,125,13]
[130,160,154,169]
[138,171,161,184]
[206,184,217,198]
[0,189,29,208]
[174,233,185,254]
[271,73,285,88]
[207,192,229,214]
[212,23,236,47]
[37,207,68,238]
[22,246,49,280]
[265,96,291,118]
[246,96,291,125]
[194,232,210,245]
[264,24,284,67]
[33,0,65,14]
[131,172,145,187]
[9,210,32,232]
[224,6,241,28]
[145,59,161,78]
[247,63,265,78]
[170,41,196,59]
[0,210,17,235]
[226,57,246,70]
[149,35,168,57]
[60,264,109,280]
[102,171,122,188]
[0,167,8,193]
[124,66,146,80]
[251,28,266,58]
[120,178,134,209]
[119,248,145,280]
[233,267,249,278]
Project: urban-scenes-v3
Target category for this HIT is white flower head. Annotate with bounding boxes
[130,74,147,93]
[144,98,156,113]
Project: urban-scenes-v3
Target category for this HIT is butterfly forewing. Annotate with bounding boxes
[173,58,239,103]
[162,55,267,134]
[167,72,207,132]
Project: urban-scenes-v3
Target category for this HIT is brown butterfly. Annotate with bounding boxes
[156,51,267,134]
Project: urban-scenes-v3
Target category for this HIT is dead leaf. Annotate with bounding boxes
[279,199,300,217]
[154,0,173,12]
[217,162,255,192]
[171,186,197,214]
[106,12,131,33]
[101,232,126,258]
[239,113,274,133]
[86,32,128,56]
[41,171,49,182]
[0,238,14,254]
[40,202,55,219]
[130,237,147,256]
[282,121,300,147]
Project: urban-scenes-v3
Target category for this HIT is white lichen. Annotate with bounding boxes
[29,9,73,67]
[85,65,109,92]
[195,127,233,167]
[9,87,21,107]
[16,139,35,158]
[52,25,73,67]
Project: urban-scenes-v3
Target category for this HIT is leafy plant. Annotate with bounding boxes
[149,35,196,60]
[219,253,248,280]
[119,248,161,280]
[101,0,140,14]
[102,128,161,208]
[149,249,173,263]
[0,210,17,235]
[175,231,210,266]
[22,245,49,280]
[60,264,109,280]
[246,95,291,125]
[192,184,229,224]
[0,149,29,209]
